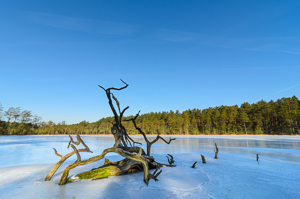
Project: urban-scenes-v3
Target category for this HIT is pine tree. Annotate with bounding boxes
[212,108,220,134]
[239,108,249,134]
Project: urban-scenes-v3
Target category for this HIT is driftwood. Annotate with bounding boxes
[45,80,176,186]
[201,154,206,163]
[214,143,219,159]
[68,159,142,183]
[58,147,158,185]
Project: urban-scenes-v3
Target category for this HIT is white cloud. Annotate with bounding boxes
[26,12,136,35]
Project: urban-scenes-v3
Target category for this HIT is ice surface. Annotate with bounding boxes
[0,135,299,199]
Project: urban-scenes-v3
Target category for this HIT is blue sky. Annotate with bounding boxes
[1,0,300,124]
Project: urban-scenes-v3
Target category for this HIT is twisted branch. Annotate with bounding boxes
[98,79,128,127]
[125,111,176,156]
[45,134,92,181]
[166,154,175,165]
[98,79,135,149]
[53,148,62,158]
[71,144,81,162]
[68,134,90,151]
[147,168,162,183]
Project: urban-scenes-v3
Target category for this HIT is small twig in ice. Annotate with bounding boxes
[214,143,219,159]
[191,161,197,168]
[201,154,206,163]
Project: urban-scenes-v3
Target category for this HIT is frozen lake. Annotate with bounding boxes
[0,135,300,198]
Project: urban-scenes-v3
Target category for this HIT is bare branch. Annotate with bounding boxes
[155,135,176,145]
[124,110,140,122]
[53,148,62,158]
[71,144,81,162]
[98,79,129,92]
[120,79,128,86]
[166,154,175,165]
[146,168,162,185]
[67,135,76,149]
[125,111,176,156]
[191,161,197,168]
[121,125,142,147]
[45,134,92,181]
[98,85,106,91]
[120,106,129,121]
[67,134,91,152]
[111,93,121,114]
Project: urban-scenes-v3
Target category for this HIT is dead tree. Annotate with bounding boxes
[98,79,140,149]
[214,143,219,159]
[45,80,176,186]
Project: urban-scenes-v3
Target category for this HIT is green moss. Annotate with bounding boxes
[67,177,74,183]
[104,158,112,165]
[74,166,123,180]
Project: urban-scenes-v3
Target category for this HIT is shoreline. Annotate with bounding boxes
[1,134,300,141]
[1,134,299,136]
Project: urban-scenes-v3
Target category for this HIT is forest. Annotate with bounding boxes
[0,96,299,136]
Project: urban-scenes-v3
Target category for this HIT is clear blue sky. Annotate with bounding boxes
[1,0,300,124]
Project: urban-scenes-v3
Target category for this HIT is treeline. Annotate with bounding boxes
[0,104,43,135]
[0,96,299,135]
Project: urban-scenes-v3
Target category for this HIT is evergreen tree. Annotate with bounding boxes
[182,111,190,135]
[4,107,14,135]
[239,108,249,134]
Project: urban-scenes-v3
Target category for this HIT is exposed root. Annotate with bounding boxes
[58,147,155,186]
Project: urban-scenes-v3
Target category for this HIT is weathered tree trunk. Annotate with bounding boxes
[68,157,159,183]
[58,147,161,186]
